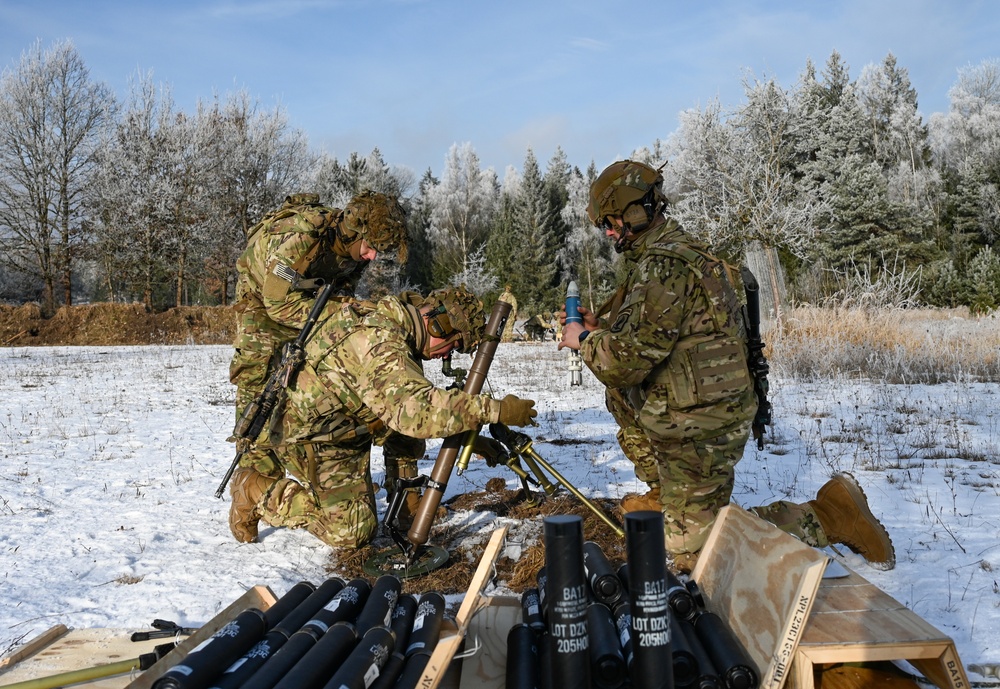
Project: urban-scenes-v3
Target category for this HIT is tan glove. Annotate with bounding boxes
[497,394,537,427]
[472,435,506,465]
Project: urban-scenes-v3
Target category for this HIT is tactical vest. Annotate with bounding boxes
[611,236,752,411]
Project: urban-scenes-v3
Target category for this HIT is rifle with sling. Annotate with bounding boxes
[215,281,335,499]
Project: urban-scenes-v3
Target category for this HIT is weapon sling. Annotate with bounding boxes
[215,282,336,498]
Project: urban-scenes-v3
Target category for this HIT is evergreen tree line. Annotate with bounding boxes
[2,40,999,318]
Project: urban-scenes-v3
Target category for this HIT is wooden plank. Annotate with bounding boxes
[693,504,829,689]
[0,625,68,671]
[0,629,166,688]
[418,526,510,689]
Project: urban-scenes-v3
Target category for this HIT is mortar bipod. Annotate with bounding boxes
[488,422,625,538]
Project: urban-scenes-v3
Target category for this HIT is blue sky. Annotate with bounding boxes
[1,0,998,178]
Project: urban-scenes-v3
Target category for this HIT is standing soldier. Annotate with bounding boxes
[497,284,518,342]
[245,285,536,549]
[228,190,408,543]
[559,160,894,573]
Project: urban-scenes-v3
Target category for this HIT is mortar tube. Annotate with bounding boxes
[543,515,590,689]
[625,511,674,689]
[407,300,511,548]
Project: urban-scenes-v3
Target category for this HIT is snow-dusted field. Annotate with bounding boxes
[1,343,998,676]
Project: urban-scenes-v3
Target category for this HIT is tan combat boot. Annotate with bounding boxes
[809,473,895,570]
[671,552,699,575]
[229,467,277,543]
[620,485,661,514]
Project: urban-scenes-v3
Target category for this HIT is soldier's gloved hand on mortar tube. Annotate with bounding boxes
[498,394,538,427]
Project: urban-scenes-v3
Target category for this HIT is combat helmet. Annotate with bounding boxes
[423,285,487,354]
[587,160,668,249]
[341,190,409,262]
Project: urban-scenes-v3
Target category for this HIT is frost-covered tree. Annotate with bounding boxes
[311,147,413,208]
[0,40,115,314]
[484,165,522,299]
[510,149,561,313]
[403,168,438,291]
[425,142,498,285]
[202,90,309,304]
[559,166,616,312]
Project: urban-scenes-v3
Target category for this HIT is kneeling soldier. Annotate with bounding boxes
[229,286,536,548]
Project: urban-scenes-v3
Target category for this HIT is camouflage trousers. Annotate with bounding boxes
[607,388,828,555]
[259,439,379,549]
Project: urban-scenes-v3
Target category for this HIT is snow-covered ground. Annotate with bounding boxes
[0,343,998,678]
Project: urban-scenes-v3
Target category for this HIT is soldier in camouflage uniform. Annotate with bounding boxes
[228,190,408,543]
[248,285,537,549]
[559,160,895,573]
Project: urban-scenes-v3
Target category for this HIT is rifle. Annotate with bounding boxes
[215,282,335,499]
[740,267,772,450]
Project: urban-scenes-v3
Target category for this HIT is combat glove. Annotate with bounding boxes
[498,394,538,427]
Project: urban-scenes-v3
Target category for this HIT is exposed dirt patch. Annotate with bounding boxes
[328,484,627,597]
[0,303,237,346]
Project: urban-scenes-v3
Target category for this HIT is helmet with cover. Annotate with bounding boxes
[341,190,409,262]
[587,160,668,238]
[422,285,487,354]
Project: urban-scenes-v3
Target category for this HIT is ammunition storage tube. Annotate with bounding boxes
[583,541,625,608]
[625,511,674,689]
[354,575,401,635]
[692,611,758,689]
[543,515,590,688]
[389,594,418,652]
[506,623,541,689]
[587,602,627,689]
[676,616,722,689]
[404,591,445,658]
[520,587,546,631]
[320,626,395,689]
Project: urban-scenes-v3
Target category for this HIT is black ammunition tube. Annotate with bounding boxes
[537,630,553,689]
[405,591,446,657]
[625,511,674,689]
[321,626,396,689]
[393,652,432,689]
[692,611,758,689]
[506,622,541,689]
[616,563,630,596]
[583,541,625,608]
[535,567,549,621]
[611,600,634,671]
[520,587,546,631]
[208,579,347,689]
[354,575,402,635]
[668,612,699,689]
[241,579,371,689]
[153,608,268,689]
[587,602,627,689]
[369,651,406,689]
[264,581,319,629]
[270,623,359,689]
[677,617,722,689]
[665,569,696,622]
[543,515,590,689]
[389,593,418,652]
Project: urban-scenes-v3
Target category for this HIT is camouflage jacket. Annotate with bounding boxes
[281,295,502,448]
[580,216,755,438]
[233,200,367,347]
